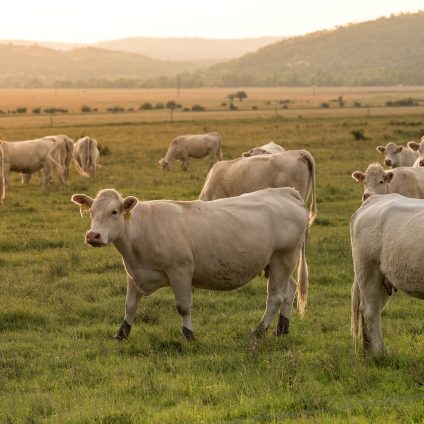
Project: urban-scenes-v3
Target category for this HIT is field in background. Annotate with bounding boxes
[0,89,424,422]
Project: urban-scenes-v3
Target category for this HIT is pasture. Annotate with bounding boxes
[0,92,423,422]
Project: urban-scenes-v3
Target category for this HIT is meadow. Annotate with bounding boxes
[0,88,423,423]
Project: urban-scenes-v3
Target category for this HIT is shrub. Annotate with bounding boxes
[320,102,330,108]
[107,106,125,113]
[32,107,41,114]
[0,110,5,115]
[43,107,68,114]
[182,107,190,112]
[154,103,164,109]
[191,104,205,112]
[139,102,153,110]
[386,98,416,107]
[353,101,361,108]
[81,105,92,113]
[352,129,366,141]
[251,105,258,110]
[16,107,27,114]
[229,104,238,111]
[221,102,227,107]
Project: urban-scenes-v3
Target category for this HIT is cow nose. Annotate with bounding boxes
[86,231,101,243]
[420,160,424,167]
[385,159,392,166]
[362,193,371,201]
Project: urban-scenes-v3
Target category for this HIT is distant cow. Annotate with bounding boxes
[242,141,285,157]
[0,137,65,204]
[352,163,424,201]
[159,132,222,171]
[376,142,418,168]
[72,187,309,342]
[21,134,73,186]
[73,136,100,178]
[407,136,424,167]
[351,193,424,353]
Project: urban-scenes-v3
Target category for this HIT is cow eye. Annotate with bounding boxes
[379,180,384,184]
[111,210,118,215]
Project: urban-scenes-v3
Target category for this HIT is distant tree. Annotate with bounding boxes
[81,105,92,113]
[191,104,205,112]
[227,93,236,104]
[235,91,248,102]
[166,100,178,122]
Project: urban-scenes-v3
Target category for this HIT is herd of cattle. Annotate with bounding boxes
[0,134,100,204]
[2,130,423,354]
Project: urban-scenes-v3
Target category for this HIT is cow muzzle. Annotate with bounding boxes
[384,159,392,166]
[85,231,105,247]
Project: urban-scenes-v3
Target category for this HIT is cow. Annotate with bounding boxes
[352,163,424,201]
[159,132,222,172]
[73,136,100,178]
[407,136,424,167]
[351,193,424,353]
[199,150,316,335]
[71,187,309,343]
[0,137,65,204]
[242,141,285,157]
[376,142,418,168]
[21,134,74,186]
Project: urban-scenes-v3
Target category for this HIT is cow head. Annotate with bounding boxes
[242,148,266,157]
[376,143,403,168]
[408,138,424,166]
[71,189,138,247]
[158,158,171,171]
[352,163,394,201]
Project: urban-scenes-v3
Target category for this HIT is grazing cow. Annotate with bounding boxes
[73,136,100,178]
[242,141,285,157]
[376,142,418,168]
[0,137,65,203]
[351,193,424,353]
[159,132,222,171]
[352,163,424,201]
[21,134,74,186]
[199,150,316,335]
[407,136,424,167]
[71,187,309,342]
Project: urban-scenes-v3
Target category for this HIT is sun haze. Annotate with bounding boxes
[2,0,423,43]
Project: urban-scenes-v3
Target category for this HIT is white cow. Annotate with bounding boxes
[72,187,309,342]
[73,136,100,178]
[199,150,316,335]
[21,134,74,186]
[376,142,418,168]
[242,141,285,157]
[407,136,424,167]
[352,163,424,201]
[0,137,65,204]
[159,132,222,171]
[351,193,424,353]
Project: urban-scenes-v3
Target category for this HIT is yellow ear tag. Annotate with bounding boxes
[123,210,131,221]
[80,204,90,216]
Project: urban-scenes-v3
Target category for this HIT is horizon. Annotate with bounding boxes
[2,1,422,44]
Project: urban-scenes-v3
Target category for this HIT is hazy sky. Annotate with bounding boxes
[3,0,423,42]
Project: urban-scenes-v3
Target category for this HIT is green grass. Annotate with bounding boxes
[0,113,423,423]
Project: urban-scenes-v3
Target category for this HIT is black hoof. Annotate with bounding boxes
[252,322,266,339]
[274,315,290,336]
[113,320,131,341]
[182,326,194,341]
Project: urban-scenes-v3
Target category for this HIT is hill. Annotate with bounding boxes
[0,44,197,87]
[205,12,424,86]
[96,37,282,62]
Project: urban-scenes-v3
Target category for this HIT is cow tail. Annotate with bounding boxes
[351,279,361,352]
[296,229,309,317]
[72,156,90,178]
[47,142,64,175]
[300,151,317,227]
[0,141,5,205]
[218,133,223,161]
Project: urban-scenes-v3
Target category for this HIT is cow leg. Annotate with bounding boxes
[253,253,296,339]
[358,269,388,353]
[275,275,296,335]
[3,164,11,189]
[21,173,31,184]
[169,270,194,340]
[42,162,52,190]
[114,276,142,341]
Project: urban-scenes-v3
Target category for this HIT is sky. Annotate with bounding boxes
[2,0,423,43]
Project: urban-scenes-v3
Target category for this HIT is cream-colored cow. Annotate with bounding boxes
[351,193,424,353]
[73,136,100,178]
[407,136,424,167]
[242,141,285,157]
[0,137,65,204]
[352,163,424,201]
[159,132,222,171]
[72,187,309,342]
[376,142,418,168]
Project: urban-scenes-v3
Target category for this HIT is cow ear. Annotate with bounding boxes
[122,196,138,216]
[352,171,365,182]
[242,151,251,157]
[71,194,94,217]
[376,146,385,154]
[396,146,403,153]
[408,141,420,151]
[385,171,395,183]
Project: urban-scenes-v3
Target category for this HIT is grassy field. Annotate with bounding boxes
[0,92,424,422]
